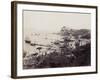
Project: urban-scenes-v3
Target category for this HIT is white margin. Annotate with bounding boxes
[17,3,96,76]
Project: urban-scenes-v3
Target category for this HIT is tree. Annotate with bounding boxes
[37,47,42,53]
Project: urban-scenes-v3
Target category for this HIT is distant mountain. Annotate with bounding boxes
[72,29,90,39]
[60,26,90,39]
[80,32,90,39]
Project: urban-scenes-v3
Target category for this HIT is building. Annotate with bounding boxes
[61,33,90,49]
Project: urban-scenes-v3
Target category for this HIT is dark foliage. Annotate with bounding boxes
[72,43,91,66]
[23,43,91,69]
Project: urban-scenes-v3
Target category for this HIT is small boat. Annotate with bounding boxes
[30,43,37,46]
[54,42,59,45]
[25,40,31,44]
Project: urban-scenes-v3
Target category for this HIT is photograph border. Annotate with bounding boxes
[11,1,98,79]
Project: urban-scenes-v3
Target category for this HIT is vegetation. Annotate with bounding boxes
[23,43,90,69]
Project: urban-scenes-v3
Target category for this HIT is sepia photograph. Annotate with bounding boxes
[23,10,91,69]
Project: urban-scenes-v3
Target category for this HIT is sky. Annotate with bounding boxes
[23,10,91,34]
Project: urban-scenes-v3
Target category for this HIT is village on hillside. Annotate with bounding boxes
[23,26,91,69]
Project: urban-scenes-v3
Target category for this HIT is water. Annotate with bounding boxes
[24,33,63,56]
